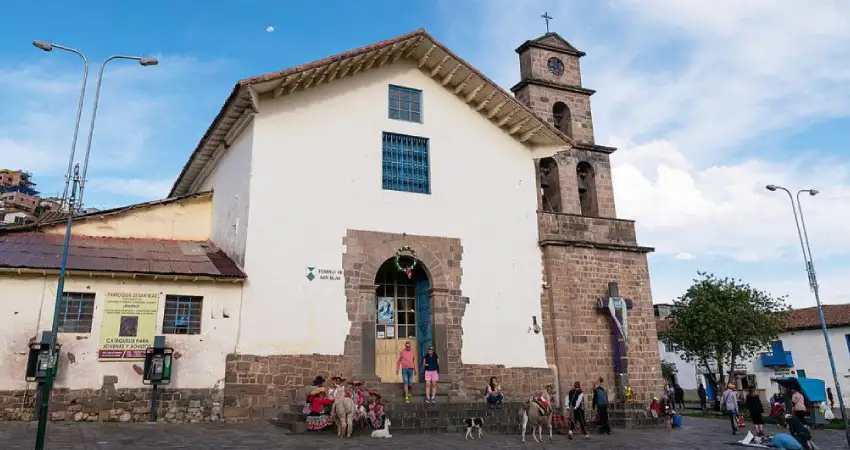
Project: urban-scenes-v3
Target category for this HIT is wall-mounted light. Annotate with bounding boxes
[529,316,542,334]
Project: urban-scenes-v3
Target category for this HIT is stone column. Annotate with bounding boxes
[357,285,381,385]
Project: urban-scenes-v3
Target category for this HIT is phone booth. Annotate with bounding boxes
[143,336,173,422]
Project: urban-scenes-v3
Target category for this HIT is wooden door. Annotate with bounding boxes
[375,274,418,383]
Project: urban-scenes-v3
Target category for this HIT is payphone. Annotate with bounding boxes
[143,336,173,422]
[26,331,60,418]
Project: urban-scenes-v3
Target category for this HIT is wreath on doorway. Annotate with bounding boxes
[394,246,418,279]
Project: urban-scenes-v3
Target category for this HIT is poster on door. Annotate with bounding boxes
[377,297,395,325]
[98,292,161,361]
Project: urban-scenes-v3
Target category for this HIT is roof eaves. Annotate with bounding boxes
[170,29,573,197]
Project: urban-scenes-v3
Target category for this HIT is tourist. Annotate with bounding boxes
[366,391,386,430]
[674,384,685,410]
[721,383,739,435]
[567,381,589,440]
[422,346,440,404]
[592,377,611,435]
[396,341,417,403]
[698,383,707,412]
[745,387,765,436]
[791,388,807,423]
[305,387,335,431]
[485,376,504,407]
[827,387,835,409]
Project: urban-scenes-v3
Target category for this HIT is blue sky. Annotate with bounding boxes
[2,0,850,309]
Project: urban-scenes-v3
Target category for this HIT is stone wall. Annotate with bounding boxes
[540,239,664,404]
[0,386,222,423]
[222,353,344,421]
[458,364,553,401]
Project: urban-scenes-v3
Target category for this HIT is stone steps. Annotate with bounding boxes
[270,400,665,434]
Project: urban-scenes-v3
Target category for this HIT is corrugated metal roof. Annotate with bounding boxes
[0,233,245,279]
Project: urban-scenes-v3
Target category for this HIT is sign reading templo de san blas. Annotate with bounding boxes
[98,292,160,361]
[306,267,343,281]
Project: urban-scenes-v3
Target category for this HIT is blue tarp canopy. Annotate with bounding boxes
[772,376,827,403]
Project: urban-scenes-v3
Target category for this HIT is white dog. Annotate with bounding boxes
[371,418,392,438]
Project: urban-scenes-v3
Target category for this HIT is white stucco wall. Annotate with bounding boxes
[237,61,549,368]
[199,122,254,268]
[661,326,850,402]
[0,275,242,391]
[659,341,699,390]
[749,327,850,402]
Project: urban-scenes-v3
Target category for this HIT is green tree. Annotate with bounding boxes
[659,272,789,397]
[661,360,676,385]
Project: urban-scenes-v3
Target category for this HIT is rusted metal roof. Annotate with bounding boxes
[0,233,245,279]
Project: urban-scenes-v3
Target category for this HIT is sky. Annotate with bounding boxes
[2,1,850,310]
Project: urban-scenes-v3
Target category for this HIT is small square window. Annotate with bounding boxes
[57,292,95,333]
[388,85,422,123]
[162,295,203,335]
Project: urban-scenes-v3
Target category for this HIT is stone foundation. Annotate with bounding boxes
[458,364,553,401]
[0,386,222,423]
[222,353,344,421]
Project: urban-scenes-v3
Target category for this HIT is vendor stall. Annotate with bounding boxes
[771,376,827,427]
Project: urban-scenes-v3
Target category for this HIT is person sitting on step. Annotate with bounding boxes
[485,376,504,408]
[366,391,387,430]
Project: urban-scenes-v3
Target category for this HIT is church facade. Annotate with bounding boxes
[168,29,663,416]
[0,28,663,423]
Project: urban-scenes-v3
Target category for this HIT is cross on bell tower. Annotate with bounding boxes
[541,12,553,33]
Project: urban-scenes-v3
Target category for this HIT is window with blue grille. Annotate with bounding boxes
[388,85,422,123]
[382,132,430,194]
[57,292,95,333]
[796,369,806,378]
[162,295,203,335]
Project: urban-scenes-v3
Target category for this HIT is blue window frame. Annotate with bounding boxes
[162,295,203,335]
[382,132,430,194]
[796,369,806,378]
[57,292,95,333]
[388,85,422,123]
[846,334,850,355]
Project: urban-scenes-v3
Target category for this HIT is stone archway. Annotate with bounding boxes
[341,229,464,384]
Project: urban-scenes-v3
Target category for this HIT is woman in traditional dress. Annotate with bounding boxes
[366,391,386,430]
[305,387,335,431]
[302,376,325,415]
[349,381,367,424]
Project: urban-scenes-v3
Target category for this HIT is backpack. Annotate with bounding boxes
[595,387,608,406]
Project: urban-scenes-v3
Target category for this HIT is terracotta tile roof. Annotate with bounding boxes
[0,233,245,279]
[655,304,850,336]
[785,305,850,330]
[169,29,574,197]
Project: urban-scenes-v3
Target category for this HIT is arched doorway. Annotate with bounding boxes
[374,257,431,383]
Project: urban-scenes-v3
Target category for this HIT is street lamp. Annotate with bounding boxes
[32,40,88,212]
[766,184,850,447]
[77,55,159,211]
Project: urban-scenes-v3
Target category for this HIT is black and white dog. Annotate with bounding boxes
[463,417,485,440]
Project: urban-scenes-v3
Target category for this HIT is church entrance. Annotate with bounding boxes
[374,258,431,383]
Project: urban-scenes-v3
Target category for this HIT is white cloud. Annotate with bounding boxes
[674,252,695,261]
[436,0,850,264]
[0,55,227,206]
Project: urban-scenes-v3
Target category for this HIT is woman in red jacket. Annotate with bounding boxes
[306,388,335,431]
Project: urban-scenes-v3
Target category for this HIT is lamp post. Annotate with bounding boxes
[76,55,158,211]
[32,41,88,212]
[766,184,850,447]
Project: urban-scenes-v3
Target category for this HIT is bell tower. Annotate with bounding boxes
[521,29,664,410]
[513,32,617,218]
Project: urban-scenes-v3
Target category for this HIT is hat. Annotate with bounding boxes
[348,380,364,386]
[727,383,736,389]
[652,396,658,401]
[312,376,325,386]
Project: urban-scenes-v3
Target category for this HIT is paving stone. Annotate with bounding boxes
[0,417,845,449]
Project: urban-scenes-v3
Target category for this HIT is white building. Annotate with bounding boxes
[0,28,665,423]
[658,304,850,403]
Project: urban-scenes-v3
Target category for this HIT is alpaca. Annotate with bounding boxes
[520,386,555,443]
[371,418,392,438]
[331,384,357,438]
